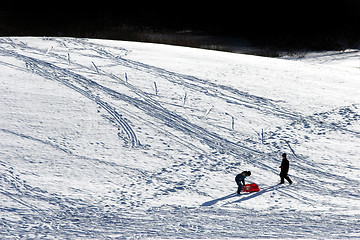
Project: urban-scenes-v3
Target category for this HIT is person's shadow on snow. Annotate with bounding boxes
[201,192,238,206]
[201,184,286,207]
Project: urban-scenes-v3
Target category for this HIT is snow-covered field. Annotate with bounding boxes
[0,37,359,239]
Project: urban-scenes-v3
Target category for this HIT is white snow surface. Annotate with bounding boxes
[0,37,360,239]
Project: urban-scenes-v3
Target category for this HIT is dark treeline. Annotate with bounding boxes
[1,1,359,53]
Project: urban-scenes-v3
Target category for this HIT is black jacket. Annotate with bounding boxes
[280,158,289,174]
[235,171,248,185]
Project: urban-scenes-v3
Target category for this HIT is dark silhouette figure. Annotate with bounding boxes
[279,153,293,184]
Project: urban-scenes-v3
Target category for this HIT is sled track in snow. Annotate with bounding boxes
[73,38,301,120]
[0,46,140,148]
[0,41,263,157]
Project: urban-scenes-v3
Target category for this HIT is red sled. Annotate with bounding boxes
[242,183,260,193]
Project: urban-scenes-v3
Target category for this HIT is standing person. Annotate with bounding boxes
[279,153,293,184]
[235,171,251,194]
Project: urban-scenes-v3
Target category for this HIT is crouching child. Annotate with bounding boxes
[235,171,251,194]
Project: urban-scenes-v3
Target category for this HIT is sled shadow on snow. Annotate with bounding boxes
[201,184,285,207]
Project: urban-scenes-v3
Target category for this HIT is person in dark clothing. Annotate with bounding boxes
[279,153,293,184]
[235,171,251,194]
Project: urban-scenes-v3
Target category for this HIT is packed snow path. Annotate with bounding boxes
[1,37,360,239]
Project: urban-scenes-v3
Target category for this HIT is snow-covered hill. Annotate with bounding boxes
[1,37,359,239]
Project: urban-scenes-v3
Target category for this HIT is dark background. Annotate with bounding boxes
[1,1,359,52]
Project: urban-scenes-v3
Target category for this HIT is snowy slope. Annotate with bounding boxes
[1,37,360,239]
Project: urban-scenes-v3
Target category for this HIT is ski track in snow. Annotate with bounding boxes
[0,37,360,239]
